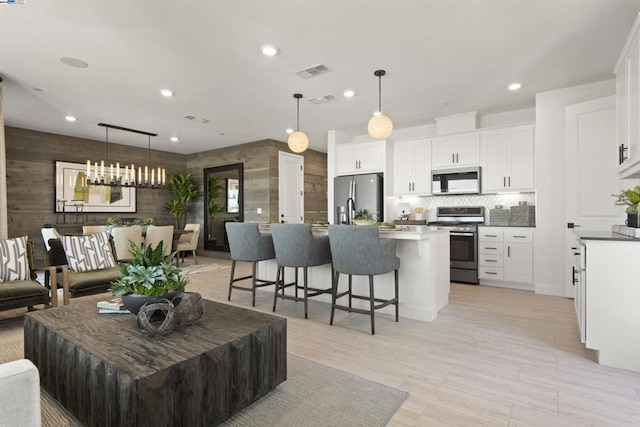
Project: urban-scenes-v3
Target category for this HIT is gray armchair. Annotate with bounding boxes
[328,225,400,334]
[225,222,276,306]
[270,224,332,319]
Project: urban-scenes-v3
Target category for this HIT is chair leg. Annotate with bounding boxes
[251,261,257,307]
[348,274,353,309]
[228,260,236,301]
[369,275,375,335]
[395,269,399,322]
[295,268,299,298]
[192,249,198,265]
[273,266,282,312]
[330,271,339,325]
[303,267,309,319]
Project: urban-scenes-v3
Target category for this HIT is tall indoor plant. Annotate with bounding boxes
[163,173,199,229]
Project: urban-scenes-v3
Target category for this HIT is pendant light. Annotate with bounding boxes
[288,93,309,153]
[367,69,393,140]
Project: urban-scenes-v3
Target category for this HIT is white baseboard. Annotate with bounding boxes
[479,280,534,291]
[534,283,566,296]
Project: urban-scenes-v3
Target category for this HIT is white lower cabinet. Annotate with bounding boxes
[478,227,534,289]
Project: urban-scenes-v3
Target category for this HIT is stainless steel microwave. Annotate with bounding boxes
[432,166,481,195]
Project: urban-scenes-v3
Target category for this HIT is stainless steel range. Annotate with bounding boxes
[428,206,485,284]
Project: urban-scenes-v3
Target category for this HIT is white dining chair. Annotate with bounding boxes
[110,226,143,262]
[143,225,174,257]
[176,223,200,264]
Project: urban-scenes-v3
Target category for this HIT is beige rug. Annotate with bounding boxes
[0,318,407,427]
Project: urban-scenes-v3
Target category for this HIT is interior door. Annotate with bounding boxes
[564,95,619,296]
[278,151,304,223]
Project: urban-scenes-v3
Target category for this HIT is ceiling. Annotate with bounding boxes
[1,0,640,155]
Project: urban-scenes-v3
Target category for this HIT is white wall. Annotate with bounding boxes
[534,79,616,296]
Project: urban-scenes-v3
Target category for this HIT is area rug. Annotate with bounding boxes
[180,262,229,275]
[0,320,407,427]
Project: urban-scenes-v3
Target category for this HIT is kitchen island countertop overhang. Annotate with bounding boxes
[258,226,450,322]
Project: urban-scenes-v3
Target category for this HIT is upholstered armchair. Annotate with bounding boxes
[0,359,41,427]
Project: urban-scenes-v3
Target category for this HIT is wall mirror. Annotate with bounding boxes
[204,163,243,252]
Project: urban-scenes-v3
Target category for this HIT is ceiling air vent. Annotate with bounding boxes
[308,94,339,104]
[183,115,210,124]
[294,64,330,79]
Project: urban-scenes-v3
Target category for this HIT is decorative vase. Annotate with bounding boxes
[414,213,425,221]
[626,213,639,228]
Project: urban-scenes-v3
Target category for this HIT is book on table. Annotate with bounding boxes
[96,297,124,310]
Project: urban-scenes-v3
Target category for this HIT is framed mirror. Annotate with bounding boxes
[204,163,243,251]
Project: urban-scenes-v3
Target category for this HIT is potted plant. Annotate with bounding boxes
[352,209,376,225]
[163,173,199,229]
[110,241,189,314]
[207,176,224,239]
[613,185,640,227]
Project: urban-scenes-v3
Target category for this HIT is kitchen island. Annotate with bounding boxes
[259,226,450,322]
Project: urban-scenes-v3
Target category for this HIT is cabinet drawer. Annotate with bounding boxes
[478,243,503,255]
[479,254,503,267]
[479,267,504,280]
[479,229,504,242]
[505,229,534,243]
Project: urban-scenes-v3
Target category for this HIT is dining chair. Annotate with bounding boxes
[225,222,275,306]
[82,225,107,235]
[176,223,200,264]
[270,224,332,319]
[40,226,62,251]
[328,225,400,335]
[110,226,143,262]
[143,225,174,257]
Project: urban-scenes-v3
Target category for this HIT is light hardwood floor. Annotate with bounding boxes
[2,256,639,426]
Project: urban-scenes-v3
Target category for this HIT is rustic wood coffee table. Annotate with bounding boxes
[24,298,287,426]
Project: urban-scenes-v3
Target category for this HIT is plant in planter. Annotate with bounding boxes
[163,173,199,229]
[110,241,189,313]
[353,209,377,225]
[613,185,640,227]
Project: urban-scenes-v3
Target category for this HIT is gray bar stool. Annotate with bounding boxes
[328,225,400,335]
[270,224,332,319]
[225,222,276,306]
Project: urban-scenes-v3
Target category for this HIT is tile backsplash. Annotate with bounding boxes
[388,192,536,224]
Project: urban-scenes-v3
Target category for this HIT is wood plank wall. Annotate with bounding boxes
[5,128,327,265]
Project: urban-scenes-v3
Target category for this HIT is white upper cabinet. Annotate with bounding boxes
[432,132,480,169]
[481,125,534,193]
[615,14,640,177]
[335,141,384,176]
[392,138,431,196]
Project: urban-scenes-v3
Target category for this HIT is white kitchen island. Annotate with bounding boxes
[258,226,450,322]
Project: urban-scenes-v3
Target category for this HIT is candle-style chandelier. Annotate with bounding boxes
[86,123,166,188]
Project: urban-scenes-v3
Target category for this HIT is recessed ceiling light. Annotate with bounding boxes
[261,44,279,56]
[60,57,89,68]
[343,90,355,98]
[160,89,174,97]
[286,128,294,134]
[170,137,179,143]
[65,116,76,122]
[508,82,522,91]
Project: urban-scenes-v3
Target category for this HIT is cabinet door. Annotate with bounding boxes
[617,52,629,169]
[504,243,533,283]
[335,145,359,176]
[356,142,384,173]
[628,36,640,167]
[431,136,456,168]
[508,126,534,191]
[454,133,480,166]
[393,142,414,196]
[482,130,509,192]
[412,140,432,194]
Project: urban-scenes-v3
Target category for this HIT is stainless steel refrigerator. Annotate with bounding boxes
[334,174,383,224]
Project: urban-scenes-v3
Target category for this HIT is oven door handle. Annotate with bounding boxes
[449,232,475,236]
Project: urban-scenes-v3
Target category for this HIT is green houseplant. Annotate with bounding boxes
[163,173,199,229]
[613,185,640,227]
[353,209,376,225]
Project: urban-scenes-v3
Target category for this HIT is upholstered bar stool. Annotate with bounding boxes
[328,225,400,335]
[270,224,332,319]
[225,222,276,306]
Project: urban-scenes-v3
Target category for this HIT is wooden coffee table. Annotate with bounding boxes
[24,298,287,426]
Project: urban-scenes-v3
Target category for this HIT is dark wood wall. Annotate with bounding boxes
[5,128,327,265]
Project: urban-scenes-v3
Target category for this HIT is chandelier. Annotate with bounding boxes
[86,123,166,188]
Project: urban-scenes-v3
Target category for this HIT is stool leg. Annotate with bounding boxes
[228,260,236,301]
[369,275,375,335]
[348,274,353,309]
[295,267,299,298]
[330,270,339,325]
[303,267,309,319]
[395,269,399,322]
[251,261,257,307]
[273,265,282,312]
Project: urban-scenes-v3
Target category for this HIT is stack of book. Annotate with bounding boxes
[96,298,130,314]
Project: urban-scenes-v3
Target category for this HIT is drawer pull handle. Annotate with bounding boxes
[484,247,498,250]
[513,235,526,238]
[485,260,497,263]
[485,234,498,237]
[486,272,497,275]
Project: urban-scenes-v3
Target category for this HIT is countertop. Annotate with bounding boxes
[574,230,640,242]
[479,224,536,228]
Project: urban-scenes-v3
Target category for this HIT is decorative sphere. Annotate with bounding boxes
[368,114,393,140]
[172,292,205,326]
[137,299,176,336]
[288,131,309,153]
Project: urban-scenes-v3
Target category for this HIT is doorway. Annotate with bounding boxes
[278,152,304,223]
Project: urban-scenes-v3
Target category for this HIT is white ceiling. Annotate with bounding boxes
[1,0,639,155]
